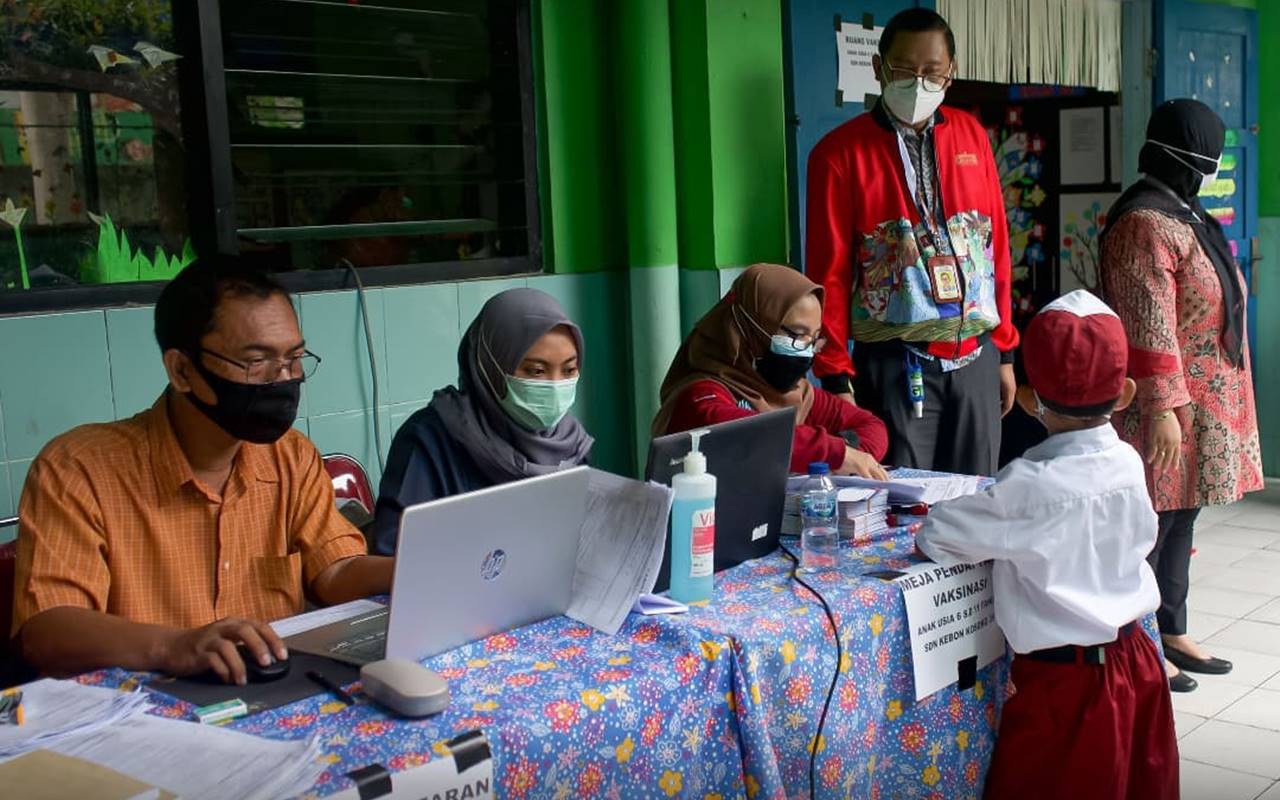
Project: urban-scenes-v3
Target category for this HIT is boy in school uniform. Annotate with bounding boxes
[914,290,1178,799]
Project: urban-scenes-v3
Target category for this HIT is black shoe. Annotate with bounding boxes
[1165,645,1234,675]
[1169,671,1198,693]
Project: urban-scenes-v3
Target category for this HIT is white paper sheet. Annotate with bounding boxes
[565,469,674,635]
[50,715,324,800]
[0,680,152,760]
[835,22,884,105]
[787,474,926,504]
[893,562,1005,700]
[631,594,689,616]
[1060,107,1107,186]
[896,475,982,505]
[269,599,385,639]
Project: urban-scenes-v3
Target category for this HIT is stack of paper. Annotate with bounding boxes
[50,715,325,800]
[0,679,153,760]
[836,488,889,543]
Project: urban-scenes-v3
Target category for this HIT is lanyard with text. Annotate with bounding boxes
[894,130,965,306]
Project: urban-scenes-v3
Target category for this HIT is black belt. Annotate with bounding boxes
[1023,621,1140,666]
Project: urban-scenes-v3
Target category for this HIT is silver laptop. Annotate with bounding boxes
[287,467,590,665]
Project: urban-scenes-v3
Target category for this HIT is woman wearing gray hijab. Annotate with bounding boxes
[369,288,594,555]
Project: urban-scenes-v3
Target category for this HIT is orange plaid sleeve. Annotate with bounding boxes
[11,450,111,636]
[288,439,368,587]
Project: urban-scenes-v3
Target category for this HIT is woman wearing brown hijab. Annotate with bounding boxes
[654,264,889,477]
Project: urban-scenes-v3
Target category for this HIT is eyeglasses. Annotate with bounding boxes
[198,348,322,384]
[883,61,953,93]
[778,326,827,353]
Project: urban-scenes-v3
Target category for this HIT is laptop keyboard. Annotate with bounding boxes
[329,629,387,662]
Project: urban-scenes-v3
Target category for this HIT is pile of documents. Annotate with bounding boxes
[835,487,890,543]
[0,679,325,799]
[782,487,889,540]
[0,679,152,760]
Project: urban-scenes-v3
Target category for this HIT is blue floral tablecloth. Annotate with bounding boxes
[81,522,1010,800]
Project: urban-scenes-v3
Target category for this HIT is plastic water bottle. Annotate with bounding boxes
[800,462,839,573]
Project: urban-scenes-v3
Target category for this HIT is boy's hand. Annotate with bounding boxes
[1147,412,1182,471]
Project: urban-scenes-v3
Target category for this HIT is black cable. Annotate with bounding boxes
[778,541,843,800]
[342,261,386,473]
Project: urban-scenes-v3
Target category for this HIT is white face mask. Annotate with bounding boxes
[881,71,948,125]
[1147,139,1222,193]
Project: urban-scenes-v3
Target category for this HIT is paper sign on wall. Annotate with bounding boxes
[894,562,1005,701]
[835,22,883,105]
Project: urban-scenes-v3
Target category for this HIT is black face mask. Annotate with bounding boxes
[187,360,302,444]
[755,351,814,392]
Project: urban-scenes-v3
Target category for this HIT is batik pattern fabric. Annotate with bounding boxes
[1102,209,1263,511]
[80,521,1010,799]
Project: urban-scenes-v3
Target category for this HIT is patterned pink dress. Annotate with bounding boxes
[1101,209,1263,512]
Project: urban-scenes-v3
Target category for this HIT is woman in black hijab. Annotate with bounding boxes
[1100,99,1263,694]
[369,288,594,555]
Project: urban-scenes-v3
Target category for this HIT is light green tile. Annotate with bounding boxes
[627,265,682,475]
[718,265,747,295]
[383,284,461,405]
[678,268,720,336]
[1255,217,1280,477]
[307,408,392,488]
[457,278,529,330]
[388,400,429,440]
[0,311,115,460]
[105,307,166,419]
[293,417,309,437]
[299,289,388,416]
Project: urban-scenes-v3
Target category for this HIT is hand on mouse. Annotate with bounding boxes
[161,617,288,685]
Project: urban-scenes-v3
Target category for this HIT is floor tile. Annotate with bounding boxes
[1184,646,1280,689]
[1200,524,1280,550]
[1193,543,1262,566]
[1179,720,1280,778]
[1227,509,1280,534]
[1175,710,1208,740]
[1178,759,1272,800]
[1207,621,1280,658]
[1248,598,1280,626]
[1171,679,1253,718]
[1177,757,1269,798]
[1188,610,1241,641]
[1197,569,1280,597]
[1254,782,1280,800]
[1229,550,1280,573]
[1198,503,1247,526]
[1189,557,1226,585]
[1189,587,1275,618]
[1217,689,1280,732]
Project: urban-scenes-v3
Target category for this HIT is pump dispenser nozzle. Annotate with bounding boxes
[683,428,711,475]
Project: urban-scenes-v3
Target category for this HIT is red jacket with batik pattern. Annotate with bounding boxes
[806,104,1019,381]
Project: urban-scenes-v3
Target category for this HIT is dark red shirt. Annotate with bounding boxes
[662,379,889,474]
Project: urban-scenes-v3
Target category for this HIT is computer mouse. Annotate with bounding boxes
[238,643,291,683]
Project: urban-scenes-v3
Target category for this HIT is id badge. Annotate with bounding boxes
[926,255,963,303]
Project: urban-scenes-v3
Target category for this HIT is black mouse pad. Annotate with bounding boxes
[144,651,362,716]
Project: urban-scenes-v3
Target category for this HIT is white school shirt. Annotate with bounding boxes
[915,425,1160,653]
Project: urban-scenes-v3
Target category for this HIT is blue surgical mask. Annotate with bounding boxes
[500,375,579,431]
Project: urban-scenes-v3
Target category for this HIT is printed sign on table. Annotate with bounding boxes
[894,562,1005,701]
[327,731,493,800]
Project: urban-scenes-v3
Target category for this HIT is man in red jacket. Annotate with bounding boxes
[806,8,1017,476]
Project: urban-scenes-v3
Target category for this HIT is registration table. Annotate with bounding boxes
[78,523,1010,800]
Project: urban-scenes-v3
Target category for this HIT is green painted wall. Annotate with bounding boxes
[1260,0,1279,218]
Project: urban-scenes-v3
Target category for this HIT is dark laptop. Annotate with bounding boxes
[645,408,796,592]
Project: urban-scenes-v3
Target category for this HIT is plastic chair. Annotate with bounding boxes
[322,454,375,516]
[1,517,21,686]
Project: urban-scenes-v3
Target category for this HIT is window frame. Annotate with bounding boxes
[0,0,543,316]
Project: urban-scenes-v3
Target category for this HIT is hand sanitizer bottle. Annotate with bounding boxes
[669,429,716,604]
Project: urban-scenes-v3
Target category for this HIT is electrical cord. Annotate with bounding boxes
[777,541,843,800]
[342,261,386,473]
